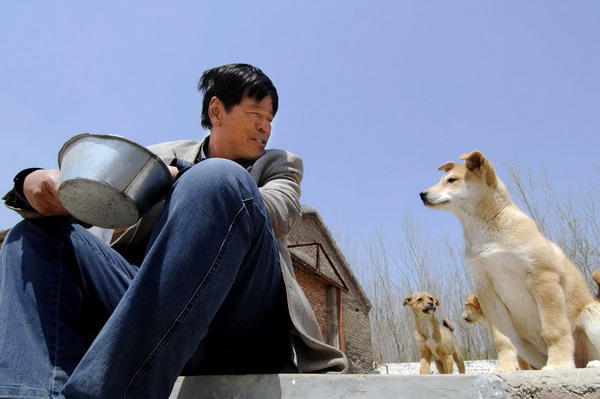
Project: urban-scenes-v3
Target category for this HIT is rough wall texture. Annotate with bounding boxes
[295,267,329,340]
[341,292,374,373]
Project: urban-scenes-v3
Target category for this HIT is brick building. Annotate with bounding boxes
[288,206,374,373]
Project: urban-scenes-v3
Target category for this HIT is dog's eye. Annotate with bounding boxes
[447,177,458,183]
[416,298,422,302]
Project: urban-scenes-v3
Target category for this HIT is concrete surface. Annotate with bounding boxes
[374,360,497,375]
[169,367,600,399]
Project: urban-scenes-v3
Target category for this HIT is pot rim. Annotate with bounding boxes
[58,132,170,175]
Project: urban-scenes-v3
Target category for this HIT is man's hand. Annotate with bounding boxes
[168,166,179,180]
[23,169,70,216]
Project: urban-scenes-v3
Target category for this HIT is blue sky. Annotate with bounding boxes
[1,2,599,267]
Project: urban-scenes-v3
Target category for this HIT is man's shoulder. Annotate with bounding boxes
[262,148,301,161]
[258,149,302,167]
[252,149,303,176]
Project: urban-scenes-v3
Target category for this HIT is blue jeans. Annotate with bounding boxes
[0,159,291,399]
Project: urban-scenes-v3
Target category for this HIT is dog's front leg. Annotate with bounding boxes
[532,273,575,369]
[434,359,445,374]
[419,346,432,374]
[487,322,520,371]
[477,290,521,371]
[442,356,455,374]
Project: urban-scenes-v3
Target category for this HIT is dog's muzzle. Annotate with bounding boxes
[422,305,436,314]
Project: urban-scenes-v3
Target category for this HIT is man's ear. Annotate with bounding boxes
[208,96,223,127]
[403,296,413,306]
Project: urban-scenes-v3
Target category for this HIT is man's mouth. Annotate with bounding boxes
[252,138,266,145]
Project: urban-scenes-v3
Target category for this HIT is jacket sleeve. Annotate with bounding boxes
[3,168,46,219]
[251,149,304,240]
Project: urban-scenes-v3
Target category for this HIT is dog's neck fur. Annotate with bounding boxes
[451,177,526,250]
[413,310,442,340]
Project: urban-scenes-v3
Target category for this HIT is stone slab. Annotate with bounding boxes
[168,368,600,398]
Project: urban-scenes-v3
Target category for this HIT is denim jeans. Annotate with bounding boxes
[0,159,291,399]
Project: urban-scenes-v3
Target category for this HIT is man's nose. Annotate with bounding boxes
[257,120,270,133]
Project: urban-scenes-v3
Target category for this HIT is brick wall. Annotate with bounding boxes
[294,267,329,340]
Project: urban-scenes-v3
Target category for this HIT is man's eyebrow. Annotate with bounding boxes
[245,102,264,110]
[245,103,273,116]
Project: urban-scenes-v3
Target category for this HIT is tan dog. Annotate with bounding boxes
[404,292,466,374]
[420,150,600,371]
[463,293,534,370]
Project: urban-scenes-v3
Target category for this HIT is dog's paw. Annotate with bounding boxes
[586,360,600,368]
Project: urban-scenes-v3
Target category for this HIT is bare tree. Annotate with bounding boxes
[359,213,493,363]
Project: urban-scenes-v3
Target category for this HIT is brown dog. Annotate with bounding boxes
[463,293,534,370]
[404,292,466,374]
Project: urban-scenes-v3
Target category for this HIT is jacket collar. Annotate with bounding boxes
[175,135,257,169]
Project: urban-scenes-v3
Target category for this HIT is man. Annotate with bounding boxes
[0,63,347,399]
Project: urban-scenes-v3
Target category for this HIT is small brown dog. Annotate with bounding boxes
[404,292,466,374]
[463,292,534,370]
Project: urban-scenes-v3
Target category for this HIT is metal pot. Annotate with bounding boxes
[58,133,172,228]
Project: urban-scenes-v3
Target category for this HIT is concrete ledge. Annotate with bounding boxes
[169,368,600,398]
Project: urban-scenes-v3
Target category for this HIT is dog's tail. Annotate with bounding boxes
[443,317,455,332]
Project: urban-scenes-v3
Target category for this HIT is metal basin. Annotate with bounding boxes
[58,133,172,228]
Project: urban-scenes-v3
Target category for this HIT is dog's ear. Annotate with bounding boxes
[434,297,440,306]
[437,161,458,172]
[403,296,413,306]
[471,293,480,307]
[460,150,485,170]
[460,150,498,187]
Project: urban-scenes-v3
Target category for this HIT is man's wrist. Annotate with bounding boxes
[13,167,43,210]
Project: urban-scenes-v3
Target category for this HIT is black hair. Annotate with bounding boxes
[198,63,279,129]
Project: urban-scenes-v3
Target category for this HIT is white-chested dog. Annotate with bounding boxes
[420,150,600,371]
[404,292,465,374]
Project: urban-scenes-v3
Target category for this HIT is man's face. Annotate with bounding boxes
[211,95,274,161]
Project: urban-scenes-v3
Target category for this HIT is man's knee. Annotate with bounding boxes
[5,217,75,244]
[173,159,258,201]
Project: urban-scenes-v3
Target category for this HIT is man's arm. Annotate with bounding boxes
[3,169,69,218]
[4,167,179,220]
[250,149,303,240]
